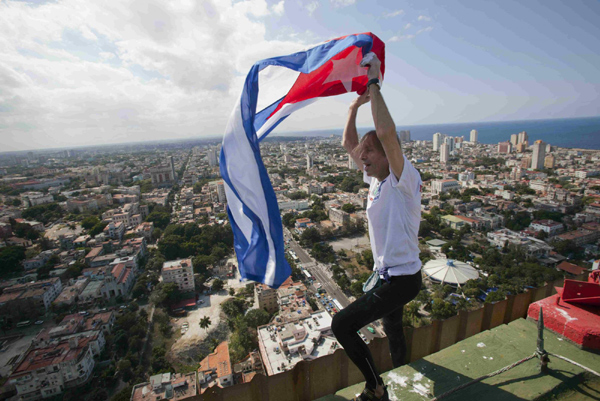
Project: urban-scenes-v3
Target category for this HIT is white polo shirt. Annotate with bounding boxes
[364,155,422,277]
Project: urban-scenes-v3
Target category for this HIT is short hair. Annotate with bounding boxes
[354,130,385,156]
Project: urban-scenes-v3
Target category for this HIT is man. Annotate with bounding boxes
[331,54,423,401]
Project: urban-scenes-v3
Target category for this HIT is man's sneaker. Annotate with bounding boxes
[353,385,390,401]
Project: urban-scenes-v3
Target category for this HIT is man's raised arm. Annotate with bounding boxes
[342,91,370,171]
[365,55,405,181]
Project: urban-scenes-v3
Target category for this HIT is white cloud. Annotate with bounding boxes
[383,9,404,18]
[272,0,285,16]
[404,23,412,30]
[417,15,432,21]
[389,34,415,42]
[306,1,319,15]
[330,0,356,7]
[417,26,433,34]
[0,0,310,150]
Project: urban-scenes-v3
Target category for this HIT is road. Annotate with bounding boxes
[284,228,381,341]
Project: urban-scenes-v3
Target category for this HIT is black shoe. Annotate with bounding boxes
[353,385,389,401]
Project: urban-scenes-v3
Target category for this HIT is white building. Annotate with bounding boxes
[306,154,313,170]
[431,179,461,195]
[440,143,450,164]
[529,220,564,237]
[470,129,478,143]
[458,171,474,182]
[443,136,455,153]
[162,259,195,292]
[208,149,218,167]
[9,337,96,400]
[257,311,340,376]
[20,192,54,207]
[433,132,443,152]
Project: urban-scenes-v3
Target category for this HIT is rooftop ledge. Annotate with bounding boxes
[317,318,600,401]
[194,274,594,401]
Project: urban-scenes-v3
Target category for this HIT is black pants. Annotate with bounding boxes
[331,271,422,390]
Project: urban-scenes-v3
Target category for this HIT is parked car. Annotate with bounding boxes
[34,320,44,325]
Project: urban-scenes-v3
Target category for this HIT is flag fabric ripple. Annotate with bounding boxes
[220,32,385,288]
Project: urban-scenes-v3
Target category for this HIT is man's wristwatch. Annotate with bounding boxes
[367,78,380,89]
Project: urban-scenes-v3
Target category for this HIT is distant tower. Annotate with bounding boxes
[398,130,411,143]
[544,154,555,169]
[306,154,313,170]
[208,149,218,167]
[440,143,450,164]
[433,132,443,152]
[532,140,546,170]
[170,156,177,182]
[284,153,291,163]
[518,131,528,144]
[216,181,227,203]
[444,136,455,153]
[348,155,358,170]
[510,134,518,146]
[470,129,478,143]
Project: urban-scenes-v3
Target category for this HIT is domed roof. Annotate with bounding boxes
[422,259,479,286]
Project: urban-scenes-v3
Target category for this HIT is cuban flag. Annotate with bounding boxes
[220,32,385,288]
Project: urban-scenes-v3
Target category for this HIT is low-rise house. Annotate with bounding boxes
[131,372,197,401]
[198,342,233,393]
[529,220,564,237]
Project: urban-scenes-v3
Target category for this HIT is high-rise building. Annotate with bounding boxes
[208,149,218,167]
[444,136,455,153]
[440,143,450,164]
[398,130,411,143]
[470,129,478,143]
[433,132,443,152]
[544,154,555,169]
[546,143,552,153]
[306,154,313,170]
[532,140,546,170]
[170,156,177,183]
[521,157,531,169]
[497,142,511,154]
[348,155,358,170]
[518,131,528,144]
[510,134,519,146]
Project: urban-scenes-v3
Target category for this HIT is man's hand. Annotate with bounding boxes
[360,52,381,81]
[350,91,370,110]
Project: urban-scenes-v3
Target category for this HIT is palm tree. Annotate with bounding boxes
[199,316,211,331]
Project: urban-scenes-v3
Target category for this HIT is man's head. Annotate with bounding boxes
[356,130,389,181]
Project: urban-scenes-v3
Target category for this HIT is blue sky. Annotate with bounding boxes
[1,0,598,151]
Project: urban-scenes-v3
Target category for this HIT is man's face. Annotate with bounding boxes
[359,134,389,180]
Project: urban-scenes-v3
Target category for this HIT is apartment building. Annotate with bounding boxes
[9,337,95,400]
[161,259,195,292]
[131,372,197,401]
[0,277,62,311]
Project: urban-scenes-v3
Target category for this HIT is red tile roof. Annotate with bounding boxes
[556,261,587,276]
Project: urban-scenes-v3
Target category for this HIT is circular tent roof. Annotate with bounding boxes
[422,259,479,286]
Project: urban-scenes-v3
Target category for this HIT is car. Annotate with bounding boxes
[34,320,44,325]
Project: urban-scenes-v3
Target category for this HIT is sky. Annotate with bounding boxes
[1,0,599,151]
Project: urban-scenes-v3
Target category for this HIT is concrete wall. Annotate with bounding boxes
[190,274,586,401]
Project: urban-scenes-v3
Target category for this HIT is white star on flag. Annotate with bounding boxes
[322,46,366,93]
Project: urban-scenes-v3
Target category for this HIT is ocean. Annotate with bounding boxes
[281,116,600,150]
[398,116,600,150]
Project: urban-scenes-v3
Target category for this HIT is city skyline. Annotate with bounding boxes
[1,0,599,151]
